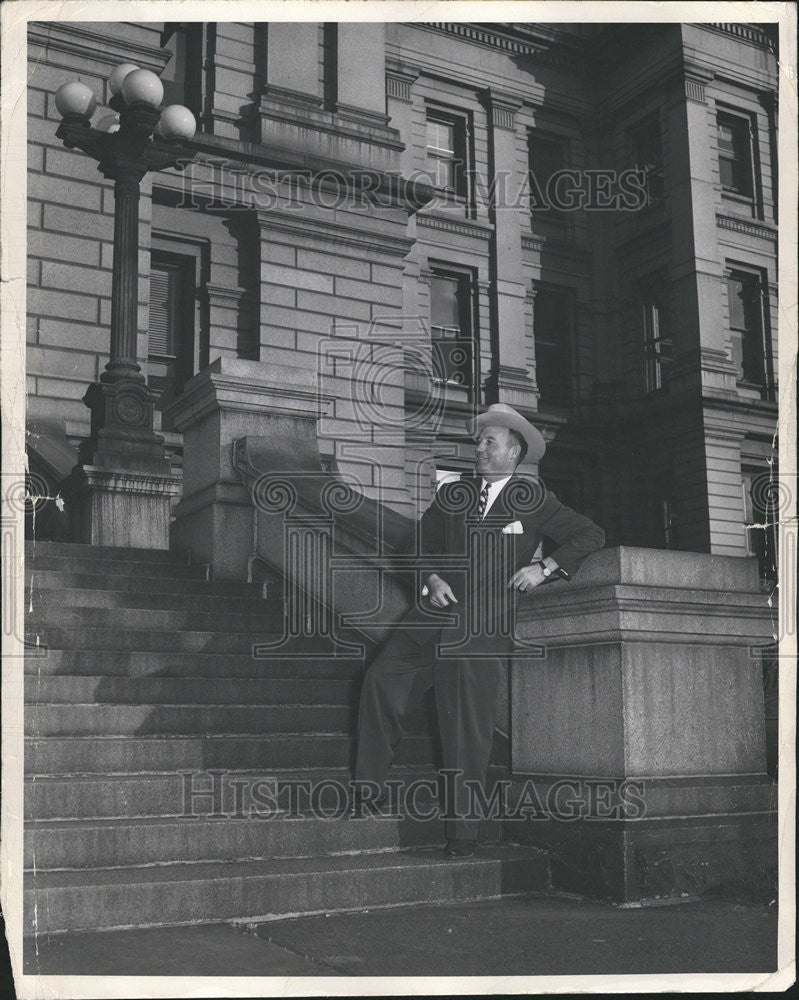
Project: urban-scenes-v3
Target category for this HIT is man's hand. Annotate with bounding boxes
[425,573,459,608]
[507,563,547,592]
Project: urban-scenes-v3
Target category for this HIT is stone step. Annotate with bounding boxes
[26,605,287,633]
[24,845,547,934]
[24,766,435,820]
[25,627,310,654]
[26,733,435,775]
[25,541,194,564]
[25,554,209,579]
[24,674,357,706]
[27,587,281,615]
[25,805,472,869]
[26,703,355,737]
[26,570,263,597]
[23,649,364,678]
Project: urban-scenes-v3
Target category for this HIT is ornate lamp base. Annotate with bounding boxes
[64,377,180,549]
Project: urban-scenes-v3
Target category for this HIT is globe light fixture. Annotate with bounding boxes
[120,68,164,108]
[108,62,139,96]
[154,104,196,141]
[52,58,198,513]
[54,81,97,121]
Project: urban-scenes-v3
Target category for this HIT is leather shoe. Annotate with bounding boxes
[444,838,476,858]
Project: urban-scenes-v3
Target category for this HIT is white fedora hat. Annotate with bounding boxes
[465,403,546,463]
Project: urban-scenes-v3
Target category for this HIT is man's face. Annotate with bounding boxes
[474,425,520,481]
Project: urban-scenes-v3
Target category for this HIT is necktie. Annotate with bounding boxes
[478,482,490,520]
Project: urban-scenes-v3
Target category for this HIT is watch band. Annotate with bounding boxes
[537,561,569,581]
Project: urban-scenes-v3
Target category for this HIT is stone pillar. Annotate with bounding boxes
[667,66,737,395]
[703,425,748,556]
[337,23,386,116]
[385,61,419,177]
[510,546,775,902]
[265,22,321,100]
[481,88,536,409]
[165,358,331,579]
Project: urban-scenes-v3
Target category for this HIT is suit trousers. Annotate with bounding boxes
[354,624,506,841]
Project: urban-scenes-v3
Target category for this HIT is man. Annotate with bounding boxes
[353,403,605,856]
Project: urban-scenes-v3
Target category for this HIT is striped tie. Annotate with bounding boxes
[478,482,490,520]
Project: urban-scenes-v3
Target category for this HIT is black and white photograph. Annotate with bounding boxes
[1,2,796,996]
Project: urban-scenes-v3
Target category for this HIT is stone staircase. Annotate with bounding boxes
[24,541,547,936]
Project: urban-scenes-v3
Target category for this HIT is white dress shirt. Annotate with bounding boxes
[479,475,512,518]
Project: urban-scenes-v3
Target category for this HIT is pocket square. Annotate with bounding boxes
[501,520,524,534]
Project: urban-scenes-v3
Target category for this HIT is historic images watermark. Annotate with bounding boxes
[174,161,654,214]
[179,769,647,823]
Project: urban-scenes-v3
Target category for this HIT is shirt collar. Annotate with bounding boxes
[480,474,512,497]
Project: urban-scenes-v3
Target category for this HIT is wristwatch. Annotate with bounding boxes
[537,561,569,581]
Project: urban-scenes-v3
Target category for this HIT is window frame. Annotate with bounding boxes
[725,265,775,397]
[741,467,778,581]
[148,235,208,414]
[639,291,674,394]
[161,23,205,124]
[428,262,479,397]
[425,104,471,203]
[716,107,759,207]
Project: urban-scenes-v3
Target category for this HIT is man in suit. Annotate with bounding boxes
[353,403,605,856]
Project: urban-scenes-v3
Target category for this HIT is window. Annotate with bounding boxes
[148,251,196,412]
[161,23,203,119]
[426,109,468,198]
[528,131,567,213]
[742,469,778,581]
[727,269,773,391]
[641,298,673,392]
[630,114,664,203]
[429,267,475,391]
[717,110,754,198]
[533,287,573,405]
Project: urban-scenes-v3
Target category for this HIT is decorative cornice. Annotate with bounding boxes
[206,283,247,304]
[334,103,392,130]
[386,63,420,103]
[685,78,708,104]
[256,210,416,259]
[683,62,715,105]
[27,22,170,74]
[417,214,493,241]
[717,214,778,243]
[182,134,433,215]
[522,236,545,253]
[481,88,523,132]
[701,23,777,54]
[418,22,583,71]
[522,234,591,260]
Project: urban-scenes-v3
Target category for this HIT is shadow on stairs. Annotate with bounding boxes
[23,540,548,948]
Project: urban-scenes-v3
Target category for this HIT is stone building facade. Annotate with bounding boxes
[26,20,779,577]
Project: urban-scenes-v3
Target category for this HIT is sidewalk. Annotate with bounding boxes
[22,890,778,980]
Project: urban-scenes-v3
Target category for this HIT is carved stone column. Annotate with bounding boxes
[481,88,537,409]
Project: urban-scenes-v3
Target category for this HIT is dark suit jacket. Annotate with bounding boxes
[400,473,605,653]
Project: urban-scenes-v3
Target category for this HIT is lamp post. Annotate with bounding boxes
[54,65,197,548]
